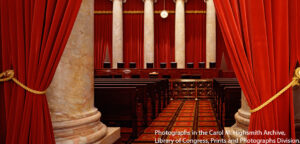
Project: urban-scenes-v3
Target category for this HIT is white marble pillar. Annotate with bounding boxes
[174,0,186,69]
[46,0,119,143]
[112,0,124,68]
[143,0,156,68]
[225,92,251,144]
[205,0,216,68]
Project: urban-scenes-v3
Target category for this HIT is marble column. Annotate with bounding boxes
[174,0,186,69]
[225,92,251,144]
[143,0,155,68]
[46,0,119,143]
[205,0,216,68]
[112,0,124,68]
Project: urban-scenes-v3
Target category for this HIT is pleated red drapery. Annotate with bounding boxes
[0,0,82,143]
[94,0,112,69]
[185,0,206,68]
[216,20,233,71]
[289,0,300,65]
[154,0,175,68]
[0,16,4,143]
[289,2,300,137]
[214,0,299,142]
[123,0,144,68]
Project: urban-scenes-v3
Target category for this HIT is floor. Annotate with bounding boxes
[119,99,222,144]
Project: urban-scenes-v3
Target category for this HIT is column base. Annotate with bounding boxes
[224,108,250,144]
[96,127,120,144]
[224,126,247,144]
[53,111,108,144]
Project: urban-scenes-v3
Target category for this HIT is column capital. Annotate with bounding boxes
[173,0,188,3]
[111,0,126,3]
[142,0,157,3]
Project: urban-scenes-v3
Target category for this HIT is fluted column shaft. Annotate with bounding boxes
[205,0,216,68]
[46,0,107,143]
[175,0,186,68]
[144,0,155,68]
[112,0,124,68]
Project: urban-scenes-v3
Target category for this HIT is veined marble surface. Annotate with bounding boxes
[112,0,123,68]
[175,0,186,68]
[205,0,216,68]
[144,0,155,68]
[47,0,108,143]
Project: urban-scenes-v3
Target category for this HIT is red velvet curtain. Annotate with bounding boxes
[154,0,175,68]
[214,0,299,141]
[216,20,233,71]
[94,0,112,69]
[0,13,4,143]
[123,0,144,68]
[289,0,300,65]
[185,0,206,68]
[0,0,82,143]
[289,2,300,135]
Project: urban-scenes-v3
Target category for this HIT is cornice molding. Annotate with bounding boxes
[94,10,206,14]
[173,0,188,3]
[142,0,157,3]
[110,0,126,3]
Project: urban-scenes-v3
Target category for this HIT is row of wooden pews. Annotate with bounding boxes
[94,78,169,139]
[294,87,300,139]
[213,78,241,129]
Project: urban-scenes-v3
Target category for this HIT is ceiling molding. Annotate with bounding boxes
[94,10,206,14]
[173,0,188,3]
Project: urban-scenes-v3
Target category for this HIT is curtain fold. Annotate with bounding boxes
[123,15,144,68]
[123,0,144,68]
[0,0,82,143]
[289,1,300,138]
[215,19,224,69]
[0,11,5,143]
[185,0,206,68]
[154,14,175,68]
[289,0,300,65]
[94,0,112,69]
[154,0,175,68]
[214,0,298,142]
[216,20,233,71]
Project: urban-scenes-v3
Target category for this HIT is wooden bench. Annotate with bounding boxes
[223,87,241,127]
[213,78,241,128]
[294,87,300,139]
[94,83,152,126]
[94,87,141,138]
[94,81,160,119]
[213,78,239,114]
[94,78,170,139]
[100,78,170,106]
[216,83,240,120]
[95,78,170,113]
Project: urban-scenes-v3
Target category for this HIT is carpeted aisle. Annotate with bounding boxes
[123,100,222,144]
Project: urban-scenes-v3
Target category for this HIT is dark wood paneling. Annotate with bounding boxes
[213,78,241,129]
[95,68,219,79]
[169,79,213,100]
[294,87,300,139]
